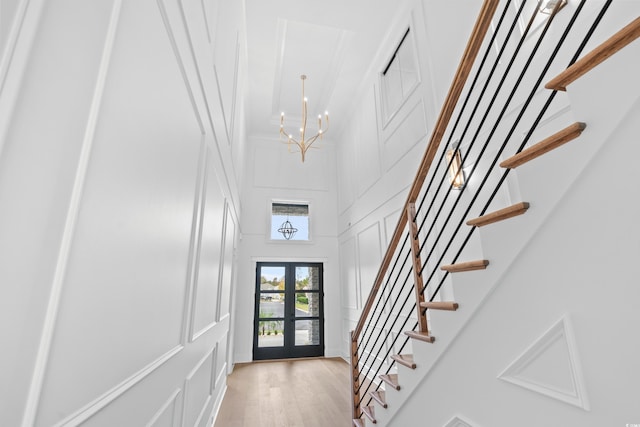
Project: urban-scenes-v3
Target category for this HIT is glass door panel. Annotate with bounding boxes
[254,262,324,360]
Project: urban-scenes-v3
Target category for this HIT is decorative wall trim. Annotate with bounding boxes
[211,343,219,393]
[181,348,215,427]
[356,222,383,310]
[176,0,215,134]
[498,315,590,410]
[187,147,210,343]
[200,0,214,44]
[443,415,477,427]
[216,200,232,321]
[209,383,228,427]
[0,0,38,159]
[156,0,205,135]
[379,12,422,131]
[382,98,428,172]
[19,2,123,425]
[229,34,240,145]
[339,237,358,310]
[53,345,184,427]
[175,0,238,225]
[192,321,217,342]
[0,0,30,95]
[145,388,182,427]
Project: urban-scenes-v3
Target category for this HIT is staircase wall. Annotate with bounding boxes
[390,92,640,427]
[0,0,246,425]
[386,9,640,425]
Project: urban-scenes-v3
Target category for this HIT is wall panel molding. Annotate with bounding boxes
[19,2,123,425]
[156,0,205,135]
[182,348,216,427]
[182,141,208,345]
[0,0,35,157]
[356,222,383,310]
[443,415,477,427]
[52,345,184,427]
[146,389,182,427]
[339,237,358,310]
[498,315,590,410]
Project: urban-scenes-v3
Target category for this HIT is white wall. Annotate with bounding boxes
[390,62,640,427]
[0,0,245,425]
[233,135,341,362]
[337,0,640,425]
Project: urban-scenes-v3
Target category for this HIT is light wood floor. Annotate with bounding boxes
[214,357,352,427]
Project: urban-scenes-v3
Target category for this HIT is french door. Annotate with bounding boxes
[253,262,324,360]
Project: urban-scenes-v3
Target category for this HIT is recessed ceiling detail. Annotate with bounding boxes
[272,18,351,120]
[498,316,590,410]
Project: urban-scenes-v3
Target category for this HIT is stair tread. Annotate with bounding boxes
[420,301,459,311]
[369,390,388,408]
[379,374,401,390]
[500,122,586,169]
[362,405,377,423]
[391,353,417,369]
[353,419,365,427]
[467,202,529,227]
[404,330,436,343]
[546,16,640,91]
[441,259,489,272]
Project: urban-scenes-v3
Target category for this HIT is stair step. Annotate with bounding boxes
[379,374,401,391]
[440,259,489,272]
[369,390,388,408]
[420,301,459,311]
[391,353,417,369]
[404,330,436,343]
[546,16,640,91]
[352,418,365,427]
[500,122,586,169]
[466,202,529,227]
[362,405,377,424]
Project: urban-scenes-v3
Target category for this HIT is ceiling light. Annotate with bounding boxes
[279,75,329,162]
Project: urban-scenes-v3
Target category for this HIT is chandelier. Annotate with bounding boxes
[279,75,329,162]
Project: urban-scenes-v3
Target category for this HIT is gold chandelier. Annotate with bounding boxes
[279,75,329,162]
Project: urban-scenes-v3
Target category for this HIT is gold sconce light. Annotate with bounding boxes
[539,0,566,15]
[446,145,465,190]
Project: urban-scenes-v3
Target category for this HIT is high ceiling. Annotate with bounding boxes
[243,0,410,141]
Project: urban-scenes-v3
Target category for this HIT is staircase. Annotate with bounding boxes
[350,2,640,426]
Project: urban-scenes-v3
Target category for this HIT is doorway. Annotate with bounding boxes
[253,262,324,360]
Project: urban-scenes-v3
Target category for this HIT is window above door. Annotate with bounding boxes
[270,201,310,241]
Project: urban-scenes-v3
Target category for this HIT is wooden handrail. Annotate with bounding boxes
[545,16,640,91]
[352,0,500,340]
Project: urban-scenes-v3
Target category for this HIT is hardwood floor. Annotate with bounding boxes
[214,357,352,427]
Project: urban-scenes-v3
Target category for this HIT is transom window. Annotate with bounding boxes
[270,202,309,241]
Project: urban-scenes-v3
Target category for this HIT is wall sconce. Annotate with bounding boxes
[539,0,566,15]
[446,147,465,190]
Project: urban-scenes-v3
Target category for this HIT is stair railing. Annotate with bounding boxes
[350,0,617,423]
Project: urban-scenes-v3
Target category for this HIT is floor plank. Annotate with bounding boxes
[214,357,352,427]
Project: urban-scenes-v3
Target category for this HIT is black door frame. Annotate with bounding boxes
[253,262,324,360]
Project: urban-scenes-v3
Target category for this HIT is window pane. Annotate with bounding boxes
[295,319,320,346]
[271,203,309,241]
[295,266,320,290]
[259,293,285,318]
[258,320,284,347]
[295,292,320,317]
[398,33,418,97]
